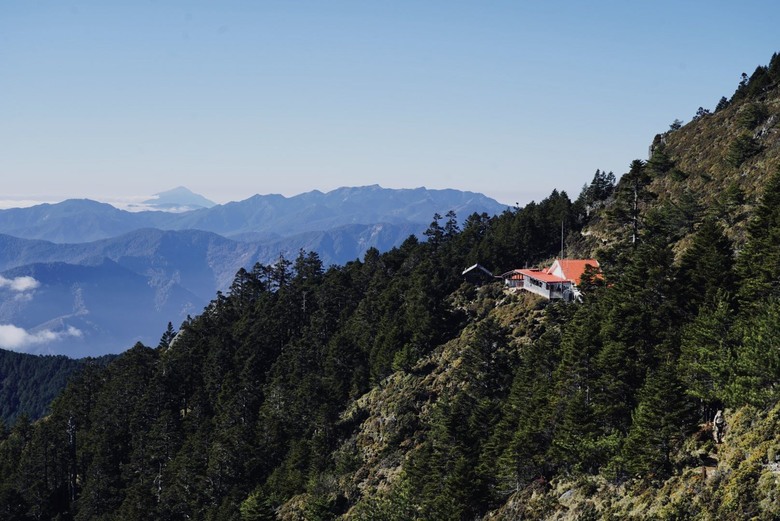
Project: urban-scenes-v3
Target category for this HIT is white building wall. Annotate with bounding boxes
[523,277,551,298]
[548,261,565,280]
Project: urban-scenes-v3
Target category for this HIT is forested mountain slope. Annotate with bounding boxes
[0,350,111,425]
[2,54,780,520]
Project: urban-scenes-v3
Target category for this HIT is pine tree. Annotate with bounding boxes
[621,362,696,479]
[727,298,780,406]
[609,160,653,246]
[678,292,734,416]
[736,169,780,310]
[677,217,735,316]
[240,491,277,521]
[158,321,177,349]
[492,326,560,492]
[423,213,444,248]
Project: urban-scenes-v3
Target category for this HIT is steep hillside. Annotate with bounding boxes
[308,289,547,519]
[655,54,780,213]
[585,53,780,255]
[483,401,780,520]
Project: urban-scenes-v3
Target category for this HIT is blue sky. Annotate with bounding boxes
[1,1,778,207]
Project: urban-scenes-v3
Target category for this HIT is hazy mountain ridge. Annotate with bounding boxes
[0,230,245,301]
[0,185,507,243]
[0,199,167,243]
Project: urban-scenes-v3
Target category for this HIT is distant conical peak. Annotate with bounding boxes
[143,187,216,210]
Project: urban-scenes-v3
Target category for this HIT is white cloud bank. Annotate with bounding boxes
[0,275,40,292]
[0,324,82,352]
[0,199,57,210]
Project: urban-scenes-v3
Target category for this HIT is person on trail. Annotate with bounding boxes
[713,410,725,443]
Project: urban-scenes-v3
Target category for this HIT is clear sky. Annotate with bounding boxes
[1,1,778,207]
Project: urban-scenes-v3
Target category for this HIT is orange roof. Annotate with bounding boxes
[549,259,600,285]
[518,269,569,284]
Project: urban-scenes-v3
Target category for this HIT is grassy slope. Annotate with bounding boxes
[484,402,780,520]
[655,94,780,247]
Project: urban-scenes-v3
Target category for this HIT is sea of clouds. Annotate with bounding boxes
[0,196,200,213]
[0,275,83,353]
[0,275,40,292]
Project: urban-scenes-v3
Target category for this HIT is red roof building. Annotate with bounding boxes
[517,268,572,300]
[513,259,600,301]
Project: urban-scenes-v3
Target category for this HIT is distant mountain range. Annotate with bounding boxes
[0,185,507,243]
[0,185,507,357]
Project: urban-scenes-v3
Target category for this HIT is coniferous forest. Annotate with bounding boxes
[3,54,780,520]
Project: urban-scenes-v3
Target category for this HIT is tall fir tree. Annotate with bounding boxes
[736,169,780,310]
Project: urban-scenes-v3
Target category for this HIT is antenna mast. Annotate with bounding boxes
[560,220,564,259]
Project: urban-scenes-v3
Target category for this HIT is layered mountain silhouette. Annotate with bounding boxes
[0,186,507,356]
[0,185,506,243]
